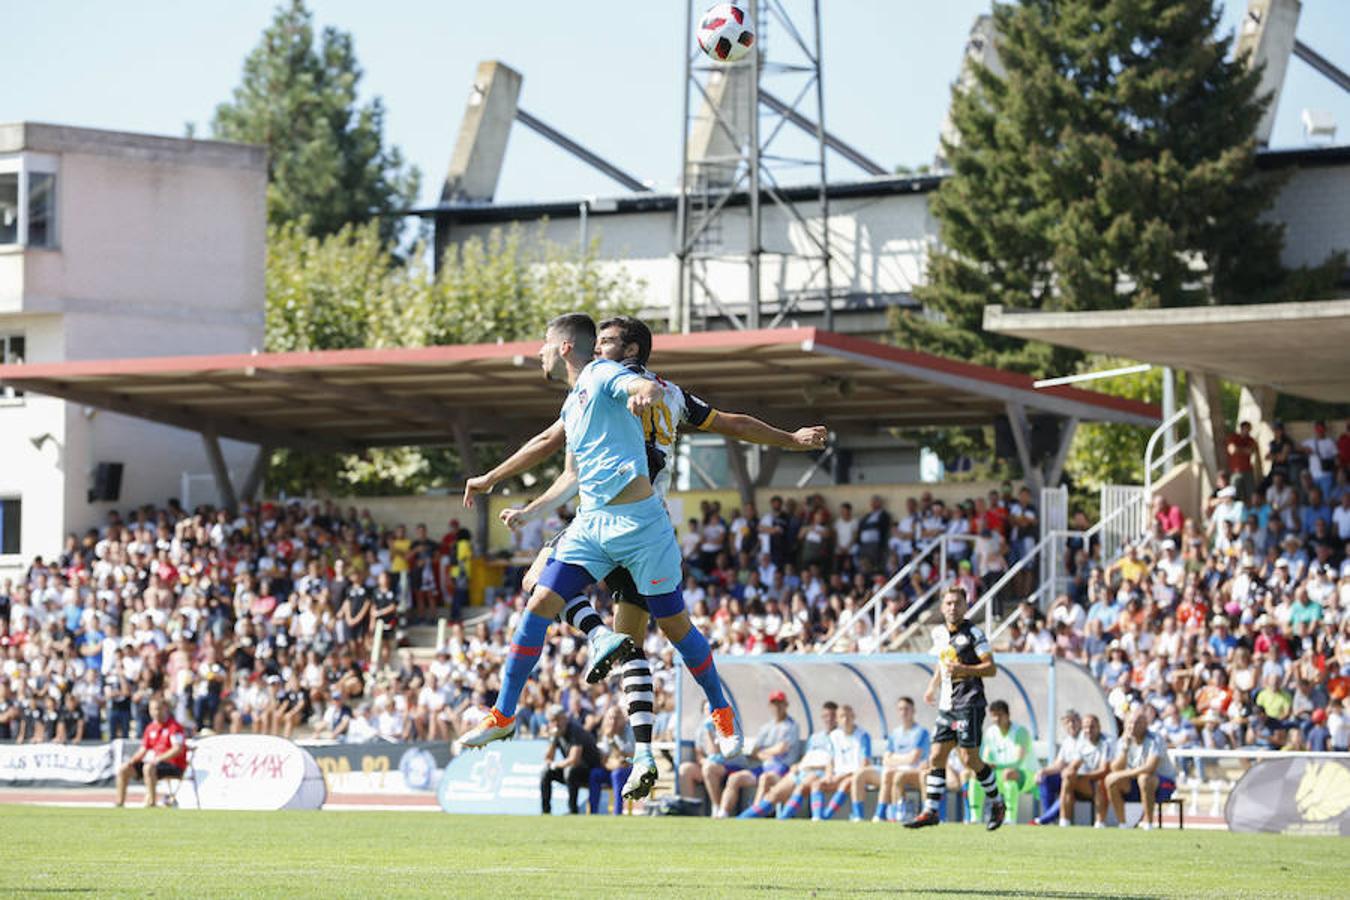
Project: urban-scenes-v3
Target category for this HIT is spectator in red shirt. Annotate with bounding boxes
[1152,495,1183,542]
[1224,421,1260,503]
[115,697,186,808]
[1338,420,1350,469]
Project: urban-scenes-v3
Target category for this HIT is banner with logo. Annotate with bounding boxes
[1226,757,1350,836]
[437,739,574,815]
[179,734,326,811]
[306,741,450,796]
[0,742,116,786]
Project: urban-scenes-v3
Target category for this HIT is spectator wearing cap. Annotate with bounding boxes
[725,690,801,818]
[540,703,603,815]
[1207,617,1237,660]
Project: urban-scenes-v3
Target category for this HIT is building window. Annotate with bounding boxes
[0,155,57,248]
[0,499,19,556]
[27,172,55,248]
[1,334,23,400]
[0,173,16,244]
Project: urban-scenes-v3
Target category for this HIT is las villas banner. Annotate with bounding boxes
[0,742,115,786]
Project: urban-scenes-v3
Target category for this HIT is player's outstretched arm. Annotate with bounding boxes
[707,411,827,451]
[501,454,580,531]
[463,421,566,507]
[625,377,664,414]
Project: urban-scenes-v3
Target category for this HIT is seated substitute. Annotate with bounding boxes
[716,691,801,818]
[967,700,1036,824]
[738,700,838,820]
[853,695,930,822]
[114,697,187,808]
[1105,708,1177,830]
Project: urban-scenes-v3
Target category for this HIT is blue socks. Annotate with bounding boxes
[496,611,550,718]
[738,799,774,819]
[823,789,848,820]
[1037,773,1062,824]
[876,802,891,822]
[779,792,805,819]
[809,790,824,819]
[851,800,865,820]
[673,627,727,710]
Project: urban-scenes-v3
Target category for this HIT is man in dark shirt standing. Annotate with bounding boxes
[540,704,603,815]
[906,586,1004,831]
[857,495,893,573]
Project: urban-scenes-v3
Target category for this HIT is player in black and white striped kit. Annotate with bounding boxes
[904,585,1006,831]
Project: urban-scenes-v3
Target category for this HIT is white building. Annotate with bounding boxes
[0,123,266,578]
[426,146,1350,337]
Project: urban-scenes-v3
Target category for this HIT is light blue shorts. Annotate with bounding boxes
[553,493,682,591]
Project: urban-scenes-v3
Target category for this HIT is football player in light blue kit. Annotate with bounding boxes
[458,313,741,755]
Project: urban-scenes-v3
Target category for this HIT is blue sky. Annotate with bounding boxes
[5,1,1349,206]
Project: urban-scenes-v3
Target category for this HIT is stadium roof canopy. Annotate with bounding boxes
[983,299,1350,404]
[0,328,1158,453]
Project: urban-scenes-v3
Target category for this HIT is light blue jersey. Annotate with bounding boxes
[886,723,931,760]
[560,359,647,510]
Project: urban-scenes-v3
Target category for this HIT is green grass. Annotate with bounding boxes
[0,807,1340,898]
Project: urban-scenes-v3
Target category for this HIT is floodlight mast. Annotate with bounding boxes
[675,0,845,335]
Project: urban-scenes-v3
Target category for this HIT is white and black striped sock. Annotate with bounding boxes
[560,596,605,641]
[924,770,947,812]
[622,653,655,749]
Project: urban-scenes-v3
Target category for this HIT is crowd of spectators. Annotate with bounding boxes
[1000,419,1350,761]
[2,417,1347,789]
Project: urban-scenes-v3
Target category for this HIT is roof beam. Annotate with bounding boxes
[12,379,353,452]
[249,368,460,432]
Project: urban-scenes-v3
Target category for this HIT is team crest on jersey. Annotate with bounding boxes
[576,389,588,406]
[954,635,969,648]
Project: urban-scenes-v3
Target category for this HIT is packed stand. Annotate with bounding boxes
[1001,419,1350,762]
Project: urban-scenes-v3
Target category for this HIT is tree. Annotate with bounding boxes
[262,221,647,496]
[896,0,1341,378]
[212,0,419,243]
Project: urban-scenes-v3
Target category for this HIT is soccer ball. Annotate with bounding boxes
[697,3,755,64]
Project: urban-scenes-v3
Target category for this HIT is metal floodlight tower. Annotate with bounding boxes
[675,0,851,334]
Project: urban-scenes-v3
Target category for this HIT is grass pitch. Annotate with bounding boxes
[0,806,1340,898]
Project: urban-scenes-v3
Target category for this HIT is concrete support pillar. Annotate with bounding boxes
[1043,417,1079,488]
[454,421,487,556]
[441,61,523,202]
[201,431,238,513]
[1186,370,1227,482]
[238,444,271,503]
[723,438,755,509]
[1004,401,1043,493]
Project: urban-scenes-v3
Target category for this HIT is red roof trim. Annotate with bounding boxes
[807,330,1160,420]
[0,327,1158,419]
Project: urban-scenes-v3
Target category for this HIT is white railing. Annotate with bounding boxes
[818,533,974,654]
[969,530,1057,634]
[1143,407,1193,498]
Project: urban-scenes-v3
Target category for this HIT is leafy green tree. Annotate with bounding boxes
[212,0,419,243]
[896,0,1340,377]
[263,222,646,496]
